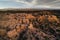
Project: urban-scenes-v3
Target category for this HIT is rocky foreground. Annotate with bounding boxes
[0,10,60,40]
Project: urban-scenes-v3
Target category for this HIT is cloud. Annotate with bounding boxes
[14,0,48,5]
[16,0,31,5]
[1,0,59,9]
[14,0,38,5]
[31,0,37,5]
[0,0,59,5]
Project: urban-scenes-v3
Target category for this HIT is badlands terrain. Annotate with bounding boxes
[0,10,60,40]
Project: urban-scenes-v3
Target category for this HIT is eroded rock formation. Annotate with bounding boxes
[0,11,60,40]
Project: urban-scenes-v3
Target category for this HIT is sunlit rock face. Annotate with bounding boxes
[0,10,60,40]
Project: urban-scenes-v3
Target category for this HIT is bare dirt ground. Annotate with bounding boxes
[0,10,60,40]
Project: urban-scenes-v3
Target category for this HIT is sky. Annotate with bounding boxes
[0,0,60,9]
